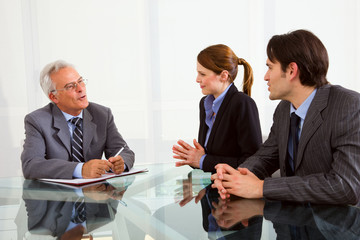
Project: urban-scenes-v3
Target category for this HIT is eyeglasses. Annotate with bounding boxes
[52,78,88,93]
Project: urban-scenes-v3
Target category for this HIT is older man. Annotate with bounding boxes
[21,60,135,179]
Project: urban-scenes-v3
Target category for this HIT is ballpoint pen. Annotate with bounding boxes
[113,144,126,157]
[106,144,126,172]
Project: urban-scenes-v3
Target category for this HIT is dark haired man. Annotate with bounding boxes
[211,29,360,205]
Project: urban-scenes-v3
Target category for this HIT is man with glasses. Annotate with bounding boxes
[21,60,135,179]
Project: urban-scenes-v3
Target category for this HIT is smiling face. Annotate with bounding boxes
[264,58,293,101]
[49,67,89,116]
[196,61,227,98]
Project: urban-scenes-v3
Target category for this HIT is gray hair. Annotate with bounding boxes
[40,60,75,98]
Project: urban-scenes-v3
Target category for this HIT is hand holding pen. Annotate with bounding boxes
[108,144,126,174]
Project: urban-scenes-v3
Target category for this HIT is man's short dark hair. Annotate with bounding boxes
[267,29,329,87]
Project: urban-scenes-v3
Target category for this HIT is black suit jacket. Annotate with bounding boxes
[198,84,262,172]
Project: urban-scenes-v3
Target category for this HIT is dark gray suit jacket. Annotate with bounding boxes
[241,84,360,204]
[21,102,135,179]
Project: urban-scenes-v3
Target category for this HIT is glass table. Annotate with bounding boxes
[0,163,359,239]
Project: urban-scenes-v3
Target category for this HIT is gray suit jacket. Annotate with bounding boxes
[241,84,360,204]
[21,102,135,179]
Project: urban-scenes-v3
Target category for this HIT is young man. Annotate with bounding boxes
[21,60,135,179]
[211,30,360,205]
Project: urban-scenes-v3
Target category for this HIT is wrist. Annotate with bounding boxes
[258,180,264,198]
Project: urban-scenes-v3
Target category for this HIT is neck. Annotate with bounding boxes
[214,82,231,99]
[289,85,316,109]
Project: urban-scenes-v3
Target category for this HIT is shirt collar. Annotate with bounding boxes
[290,88,317,120]
[62,110,83,122]
[204,83,233,114]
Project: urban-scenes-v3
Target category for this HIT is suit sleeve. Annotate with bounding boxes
[241,103,284,179]
[103,108,135,170]
[21,113,78,179]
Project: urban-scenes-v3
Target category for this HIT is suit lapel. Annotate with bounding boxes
[52,104,72,155]
[198,97,207,146]
[82,106,96,161]
[295,85,330,170]
[206,84,237,148]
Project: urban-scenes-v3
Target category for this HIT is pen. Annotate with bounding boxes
[106,145,126,173]
[113,145,126,157]
[119,200,127,207]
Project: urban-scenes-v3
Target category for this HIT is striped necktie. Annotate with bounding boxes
[72,197,86,223]
[70,117,84,162]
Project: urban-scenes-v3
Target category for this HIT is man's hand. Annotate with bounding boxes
[211,164,264,199]
[212,198,265,229]
[82,159,113,178]
[82,182,127,201]
[108,155,125,174]
[173,139,205,168]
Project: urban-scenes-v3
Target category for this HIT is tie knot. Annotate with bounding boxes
[70,117,82,127]
[290,112,300,126]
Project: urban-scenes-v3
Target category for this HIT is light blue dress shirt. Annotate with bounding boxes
[288,89,317,169]
[200,83,233,169]
[61,111,84,178]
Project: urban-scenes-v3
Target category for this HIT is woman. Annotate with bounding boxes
[173,44,262,173]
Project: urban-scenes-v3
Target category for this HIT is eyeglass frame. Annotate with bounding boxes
[51,78,88,93]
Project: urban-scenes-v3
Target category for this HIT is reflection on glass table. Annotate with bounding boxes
[0,163,359,239]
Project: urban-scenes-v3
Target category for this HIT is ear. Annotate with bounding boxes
[287,62,299,80]
[49,92,59,104]
[219,70,229,82]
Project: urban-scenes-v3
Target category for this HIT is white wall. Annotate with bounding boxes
[0,0,359,177]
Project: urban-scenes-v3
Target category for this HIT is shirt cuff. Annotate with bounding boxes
[200,154,207,170]
[73,163,84,178]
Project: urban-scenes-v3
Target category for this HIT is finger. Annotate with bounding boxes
[237,167,249,175]
[214,164,228,180]
[213,179,227,195]
[219,191,228,200]
[193,139,203,150]
[220,164,241,175]
[172,145,185,153]
[101,160,113,168]
[172,149,188,159]
[177,140,193,150]
[210,173,218,181]
[173,155,186,160]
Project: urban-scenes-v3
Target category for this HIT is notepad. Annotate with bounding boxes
[39,168,148,186]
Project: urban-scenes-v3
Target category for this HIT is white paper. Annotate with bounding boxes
[38,168,148,186]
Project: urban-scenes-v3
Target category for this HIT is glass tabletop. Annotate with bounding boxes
[0,163,359,239]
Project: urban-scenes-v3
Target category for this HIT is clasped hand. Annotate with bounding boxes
[82,155,125,178]
[211,164,264,199]
[212,197,265,229]
[172,139,205,168]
